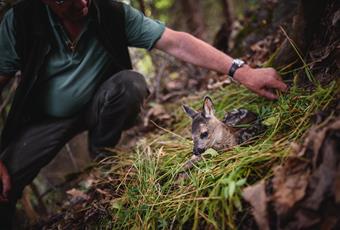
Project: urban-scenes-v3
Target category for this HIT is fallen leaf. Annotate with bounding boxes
[262,116,278,126]
[243,180,269,230]
[272,164,310,215]
[144,104,172,127]
[202,148,219,157]
[66,188,90,201]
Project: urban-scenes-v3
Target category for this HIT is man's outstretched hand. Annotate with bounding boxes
[234,66,288,100]
[154,28,288,100]
[0,160,11,202]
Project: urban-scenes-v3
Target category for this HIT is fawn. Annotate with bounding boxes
[183,96,265,155]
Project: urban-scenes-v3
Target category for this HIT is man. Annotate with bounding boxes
[0,0,287,227]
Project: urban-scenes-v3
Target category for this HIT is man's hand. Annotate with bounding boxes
[234,66,288,100]
[0,160,11,202]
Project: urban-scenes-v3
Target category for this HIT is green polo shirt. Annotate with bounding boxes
[0,3,165,117]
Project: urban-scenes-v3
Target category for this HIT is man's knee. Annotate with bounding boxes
[98,70,149,107]
[87,70,149,128]
[112,70,149,99]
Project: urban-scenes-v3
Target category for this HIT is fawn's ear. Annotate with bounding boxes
[183,104,198,118]
[203,96,215,118]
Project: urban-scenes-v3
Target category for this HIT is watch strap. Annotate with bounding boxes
[228,59,245,78]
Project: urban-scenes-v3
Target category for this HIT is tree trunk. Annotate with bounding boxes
[272,0,329,68]
[180,0,207,40]
[213,0,233,53]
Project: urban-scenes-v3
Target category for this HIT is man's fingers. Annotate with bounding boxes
[272,79,288,92]
[239,67,287,99]
[258,89,278,100]
[266,68,288,92]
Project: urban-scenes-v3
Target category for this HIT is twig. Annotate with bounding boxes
[65,143,79,171]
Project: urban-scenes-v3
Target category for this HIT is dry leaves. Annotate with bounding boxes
[243,114,340,230]
[243,181,269,230]
[143,104,173,128]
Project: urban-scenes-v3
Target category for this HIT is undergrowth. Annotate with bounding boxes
[92,73,338,229]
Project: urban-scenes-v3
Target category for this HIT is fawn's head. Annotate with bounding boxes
[183,96,236,155]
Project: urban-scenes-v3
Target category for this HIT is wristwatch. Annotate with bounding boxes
[228,59,245,79]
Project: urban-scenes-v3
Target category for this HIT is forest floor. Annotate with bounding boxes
[30,60,339,229]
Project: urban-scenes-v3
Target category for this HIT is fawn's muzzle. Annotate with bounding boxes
[193,147,205,155]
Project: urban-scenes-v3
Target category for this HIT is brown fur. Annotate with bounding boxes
[183,96,265,155]
[183,96,238,155]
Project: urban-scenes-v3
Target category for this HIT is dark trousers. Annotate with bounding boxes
[0,70,148,229]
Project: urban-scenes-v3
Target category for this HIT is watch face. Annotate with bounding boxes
[229,59,246,78]
[234,59,245,67]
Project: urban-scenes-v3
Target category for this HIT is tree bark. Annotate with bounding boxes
[213,0,233,53]
[180,0,207,40]
[273,0,329,68]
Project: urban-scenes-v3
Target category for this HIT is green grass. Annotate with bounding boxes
[90,74,337,229]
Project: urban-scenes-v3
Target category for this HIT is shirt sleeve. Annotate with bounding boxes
[123,3,165,50]
[0,9,20,76]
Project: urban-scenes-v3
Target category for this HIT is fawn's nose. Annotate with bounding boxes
[193,147,205,155]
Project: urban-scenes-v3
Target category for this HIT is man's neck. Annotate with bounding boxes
[61,19,86,42]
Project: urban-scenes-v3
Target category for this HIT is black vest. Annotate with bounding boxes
[0,0,132,150]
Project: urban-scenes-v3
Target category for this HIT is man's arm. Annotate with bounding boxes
[154,28,287,100]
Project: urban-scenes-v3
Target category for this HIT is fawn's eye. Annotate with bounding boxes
[200,131,208,139]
